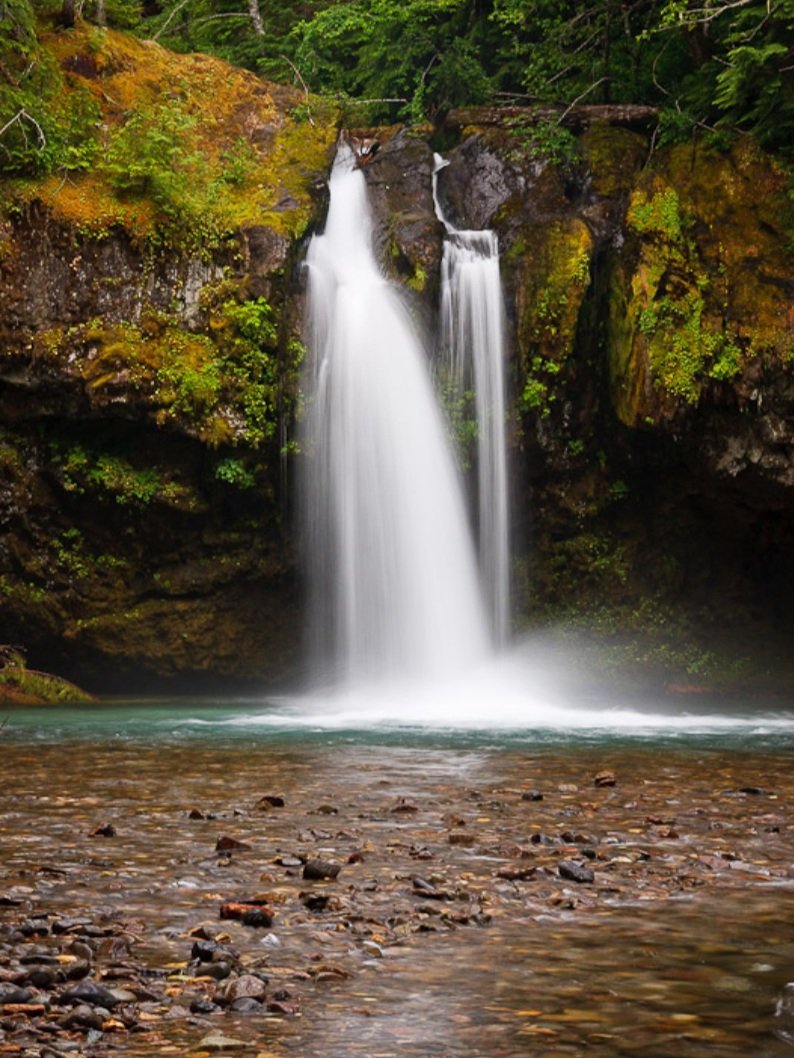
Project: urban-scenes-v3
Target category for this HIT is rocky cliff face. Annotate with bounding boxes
[361,110,794,685]
[0,26,337,689]
[1,29,792,690]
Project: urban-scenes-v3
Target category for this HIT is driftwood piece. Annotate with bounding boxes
[445,104,659,132]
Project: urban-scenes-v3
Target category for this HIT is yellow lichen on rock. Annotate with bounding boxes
[580,122,647,198]
[514,217,593,415]
[608,138,793,427]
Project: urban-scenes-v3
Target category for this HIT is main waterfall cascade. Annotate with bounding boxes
[433,154,511,642]
[295,144,794,734]
[303,144,489,685]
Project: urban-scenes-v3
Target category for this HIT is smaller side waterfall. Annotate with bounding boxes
[434,155,511,643]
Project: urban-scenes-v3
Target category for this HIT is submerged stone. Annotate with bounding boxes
[198,1032,250,1051]
[58,979,119,1008]
[302,859,341,881]
[558,861,595,884]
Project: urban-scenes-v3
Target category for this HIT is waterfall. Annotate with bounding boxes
[303,144,489,686]
[434,155,511,642]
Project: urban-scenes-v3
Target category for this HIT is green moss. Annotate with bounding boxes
[55,443,201,510]
[204,295,282,446]
[0,647,93,705]
[156,347,223,422]
[609,154,779,422]
[515,218,592,415]
[406,263,428,292]
[627,187,684,242]
[520,356,562,417]
[3,25,338,250]
[520,220,591,346]
[214,457,256,489]
[0,435,23,470]
[579,123,647,197]
[544,530,631,597]
[54,527,90,580]
[258,96,340,239]
[75,606,144,635]
[0,576,47,605]
[33,296,290,447]
[51,527,130,582]
[503,231,527,265]
[642,290,744,403]
[566,438,585,458]
[505,116,579,170]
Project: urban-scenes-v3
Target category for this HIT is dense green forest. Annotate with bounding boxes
[2,0,793,180]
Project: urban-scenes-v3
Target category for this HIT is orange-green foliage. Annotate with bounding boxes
[608,139,793,426]
[3,22,338,247]
[0,646,93,704]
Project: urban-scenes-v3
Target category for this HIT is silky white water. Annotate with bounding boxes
[434,154,511,642]
[303,145,488,686]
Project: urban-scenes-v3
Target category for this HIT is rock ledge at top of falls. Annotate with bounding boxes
[446,103,660,132]
[361,115,793,496]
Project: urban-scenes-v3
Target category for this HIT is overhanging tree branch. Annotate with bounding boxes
[558,76,609,122]
[280,54,314,126]
[152,0,192,42]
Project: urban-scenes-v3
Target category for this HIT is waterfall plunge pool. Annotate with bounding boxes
[1,708,793,1058]
[4,632,793,746]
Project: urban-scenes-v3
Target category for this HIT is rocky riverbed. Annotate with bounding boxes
[1,730,793,1057]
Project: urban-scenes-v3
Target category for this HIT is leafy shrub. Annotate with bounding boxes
[0,14,100,177]
[214,457,255,489]
[103,101,204,212]
[507,117,579,171]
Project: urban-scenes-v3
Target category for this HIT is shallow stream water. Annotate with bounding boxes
[1,696,793,1057]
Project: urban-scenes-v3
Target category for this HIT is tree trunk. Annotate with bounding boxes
[603,0,612,103]
[95,0,107,25]
[59,0,76,28]
[247,0,265,36]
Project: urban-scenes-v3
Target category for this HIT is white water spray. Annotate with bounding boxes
[434,154,511,642]
[303,144,489,686]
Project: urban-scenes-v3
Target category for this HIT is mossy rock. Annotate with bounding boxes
[2,24,339,248]
[512,217,593,417]
[0,647,94,705]
[579,123,647,198]
[607,138,793,428]
[24,301,288,449]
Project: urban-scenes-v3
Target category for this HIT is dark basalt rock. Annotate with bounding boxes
[558,860,595,884]
[302,858,341,881]
[360,127,445,317]
[0,984,33,1006]
[189,995,217,1014]
[58,979,120,1008]
[435,134,518,231]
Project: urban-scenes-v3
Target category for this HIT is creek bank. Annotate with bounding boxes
[0,647,93,705]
